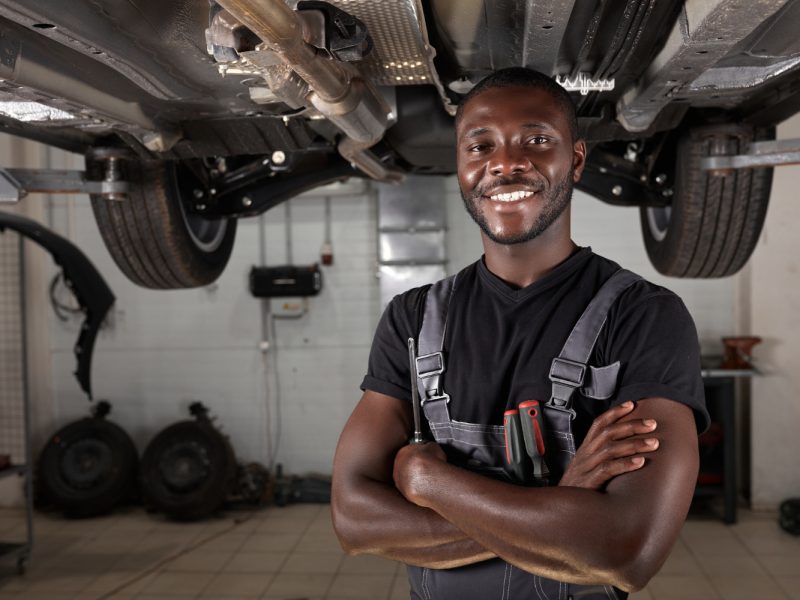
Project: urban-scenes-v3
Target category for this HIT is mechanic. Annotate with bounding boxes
[331,67,708,600]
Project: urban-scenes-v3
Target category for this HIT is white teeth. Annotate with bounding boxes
[489,190,534,202]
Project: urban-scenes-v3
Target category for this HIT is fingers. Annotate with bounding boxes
[584,455,648,488]
[597,436,660,461]
[607,417,658,441]
[587,400,637,435]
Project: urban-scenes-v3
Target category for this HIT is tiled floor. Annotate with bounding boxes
[0,504,797,599]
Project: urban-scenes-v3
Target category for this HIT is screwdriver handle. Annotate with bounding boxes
[518,400,550,481]
[408,338,426,444]
[503,409,531,484]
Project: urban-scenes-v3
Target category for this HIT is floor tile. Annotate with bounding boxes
[222,551,287,574]
[777,577,800,600]
[262,572,333,598]
[762,555,800,578]
[281,551,343,574]
[200,572,273,597]
[709,574,790,600]
[696,555,769,577]
[646,574,720,599]
[163,549,233,572]
[239,532,302,553]
[629,590,654,600]
[141,571,215,596]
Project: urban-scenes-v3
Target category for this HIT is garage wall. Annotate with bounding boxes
[8,140,747,485]
[750,113,800,509]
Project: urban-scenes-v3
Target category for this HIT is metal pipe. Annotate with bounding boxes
[216,0,404,182]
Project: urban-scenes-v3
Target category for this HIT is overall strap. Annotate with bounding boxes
[416,274,457,404]
[547,269,642,416]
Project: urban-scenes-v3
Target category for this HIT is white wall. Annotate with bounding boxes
[9,141,751,487]
[44,168,381,475]
[750,113,800,509]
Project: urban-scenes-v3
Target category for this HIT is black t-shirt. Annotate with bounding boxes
[362,247,709,441]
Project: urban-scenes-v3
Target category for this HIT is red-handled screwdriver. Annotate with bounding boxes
[503,409,531,484]
[518,400,549,481]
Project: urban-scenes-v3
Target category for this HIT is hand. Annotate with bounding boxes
[393,442,447,507]
[559,401,658,489]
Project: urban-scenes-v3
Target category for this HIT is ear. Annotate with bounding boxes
[572,139,587,182]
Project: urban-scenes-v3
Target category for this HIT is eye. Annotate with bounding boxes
[467,143,490,153]
[526,135,550,145]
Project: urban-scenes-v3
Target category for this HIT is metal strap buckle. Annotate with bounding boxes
[549,357,586,388]
[416,352,444,378]
[421,392,450,407]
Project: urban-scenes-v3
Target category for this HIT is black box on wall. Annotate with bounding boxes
[249,264,323,298]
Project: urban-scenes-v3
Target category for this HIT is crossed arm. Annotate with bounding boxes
[331,390,699,592]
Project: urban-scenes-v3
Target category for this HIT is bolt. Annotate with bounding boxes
[242,196,253,207]
[271,150,286,165]
[196,204,206,211]
[210,188,217,195]
[640,174,648,182]
[655,174,667,185]
[599,166,608,174]
[612,185,623,196]
[210,169,219,178]
[193,189,204,199]
[262,157,270,165]
[662,189,674,197]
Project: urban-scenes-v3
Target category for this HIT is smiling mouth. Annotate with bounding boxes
[487,190,536,202]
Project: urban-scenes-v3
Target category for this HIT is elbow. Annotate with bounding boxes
[330,492,369,556]
[604,534,668,593]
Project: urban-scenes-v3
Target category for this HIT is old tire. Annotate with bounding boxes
[37,416,138,517]
[640,125,773,278]
[89,159,236,289]
[140,420,236,521]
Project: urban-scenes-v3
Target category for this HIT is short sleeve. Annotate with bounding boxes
[360,288,425,402]
[603,291,710,433]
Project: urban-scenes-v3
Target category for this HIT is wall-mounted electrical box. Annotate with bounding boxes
[249,264,322,298]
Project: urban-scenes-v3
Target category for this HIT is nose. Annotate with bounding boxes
[488,144,531,176]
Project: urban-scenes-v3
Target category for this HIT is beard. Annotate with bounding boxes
[461,168,574,245]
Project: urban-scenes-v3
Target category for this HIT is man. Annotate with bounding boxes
[332,68,708,599]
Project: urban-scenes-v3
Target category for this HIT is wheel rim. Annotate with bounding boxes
[158,441,211,493]
[60,439,113,489]
[174,163,229,254]
[178,198,229,254]
[646,206,672,242]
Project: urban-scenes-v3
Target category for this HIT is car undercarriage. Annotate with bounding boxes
[0,0,799,286]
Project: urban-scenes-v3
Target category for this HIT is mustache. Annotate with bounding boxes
[474,177,546,197]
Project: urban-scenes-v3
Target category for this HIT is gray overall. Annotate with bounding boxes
[409,269,642,600]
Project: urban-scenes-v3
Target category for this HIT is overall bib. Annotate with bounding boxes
[408,269,641,600]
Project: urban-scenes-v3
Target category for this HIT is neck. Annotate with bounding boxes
[481,213,577,289]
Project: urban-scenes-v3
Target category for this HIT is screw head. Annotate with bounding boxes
[612,185,623,196]
[242,196,253,207]
[271,150,286,165]
[655,174,667,185]
[662,188,674,197]
[193,189,204,199]
[196,204,206,211]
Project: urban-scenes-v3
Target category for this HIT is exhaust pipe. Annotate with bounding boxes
[215,0,403,182]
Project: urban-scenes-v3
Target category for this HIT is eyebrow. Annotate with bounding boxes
[464,127,489,139]
[463,122,557,139]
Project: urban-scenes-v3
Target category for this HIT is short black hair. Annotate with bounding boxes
[455,67,578,141]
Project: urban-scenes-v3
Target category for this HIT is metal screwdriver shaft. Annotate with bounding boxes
[407,338,426,444]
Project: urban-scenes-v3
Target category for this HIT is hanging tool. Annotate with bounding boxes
[518,400,549,481]
[407,338,426,444]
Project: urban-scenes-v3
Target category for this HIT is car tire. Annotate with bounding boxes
[37,413,138,517]
[140,419,236,521]
[640,124,774,278]
[88,158,237,289]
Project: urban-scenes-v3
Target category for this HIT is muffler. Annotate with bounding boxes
[215,0,403,182]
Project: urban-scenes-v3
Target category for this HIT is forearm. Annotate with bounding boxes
[332,474,494,568]
[416,465,640,585]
